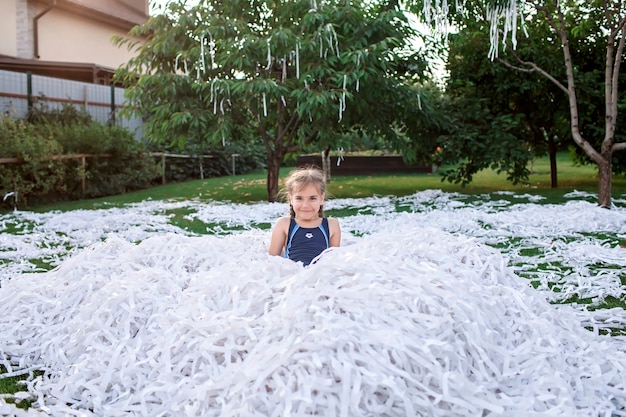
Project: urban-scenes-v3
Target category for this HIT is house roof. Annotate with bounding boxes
[42,0,149,29]
[0,55,119,85]
[0,1,150,85]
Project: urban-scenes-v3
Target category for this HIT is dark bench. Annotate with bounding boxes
[297,155,432,175]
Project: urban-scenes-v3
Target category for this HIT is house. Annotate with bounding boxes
[0,0,149,85]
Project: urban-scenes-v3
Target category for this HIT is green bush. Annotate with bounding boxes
[145,137,266,183]
[0,118,66,208]
[27,97,93,126]
[50,123,160,199]
[1,99,269,210]
[0,109,160,210]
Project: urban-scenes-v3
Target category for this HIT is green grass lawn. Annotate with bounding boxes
[0,365,41,410]
[29,152,626,212]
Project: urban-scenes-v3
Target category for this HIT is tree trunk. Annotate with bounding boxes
[597,155,612,208]
[544,6,620,208]
[321,146,331,183]
[548,139,558,188]
[266,151,285,203]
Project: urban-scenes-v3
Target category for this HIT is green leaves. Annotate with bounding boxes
[116,0,438,200]
[0,115,159,208]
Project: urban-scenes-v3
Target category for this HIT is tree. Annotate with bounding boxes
[115,0,431,202]
[412,0,626,207]
[431,85,534,186]
[445,17,571,187]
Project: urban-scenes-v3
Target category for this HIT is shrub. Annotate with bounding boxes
[145,137,266,183]
[0,111,160,210]
[0,117,66,208]
[50,122,160,199]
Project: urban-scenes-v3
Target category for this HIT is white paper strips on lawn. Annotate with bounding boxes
[1,190,626,416]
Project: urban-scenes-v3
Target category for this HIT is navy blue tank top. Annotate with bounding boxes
[285,218,330,266]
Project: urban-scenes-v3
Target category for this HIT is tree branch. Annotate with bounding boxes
[613,142,626,152]
[602,5,625,153]
[229,106,253,130]
[303,128,319,145]
[617,15,626,33]
[529,0,602,164]
[603,0,626,35]
[284,118,302,147]
[528,0,559,33]
[278,109,301,144]
[498,53,569,95]
[285,127,319,154]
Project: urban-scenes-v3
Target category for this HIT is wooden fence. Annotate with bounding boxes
[0,153,215,195]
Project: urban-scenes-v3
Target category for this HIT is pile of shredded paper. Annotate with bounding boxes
[1,190,625,416]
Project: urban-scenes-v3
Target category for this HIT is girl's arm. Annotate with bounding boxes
[328,217,341,247]
[268,217,290,256]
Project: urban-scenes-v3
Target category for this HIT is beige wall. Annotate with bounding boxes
[0,0,19,56]
[1,0,145,69]
[37,7,142,69]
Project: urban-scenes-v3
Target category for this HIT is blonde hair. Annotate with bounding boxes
[283,167,326,218]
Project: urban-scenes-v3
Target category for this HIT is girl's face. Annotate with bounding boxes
[289,183,324,221]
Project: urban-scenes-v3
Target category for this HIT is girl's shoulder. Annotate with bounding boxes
[274,216,292,228]
[326,216,340,228]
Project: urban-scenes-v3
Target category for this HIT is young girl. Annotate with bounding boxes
[268,167,341,266]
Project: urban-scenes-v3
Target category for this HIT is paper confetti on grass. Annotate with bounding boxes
[1,190,626,415]
[1,215,626,416]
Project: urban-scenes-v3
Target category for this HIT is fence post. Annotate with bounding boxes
[26,72,33,112]
[110,84,115,124]
[231,154,240,175]
[161,154,166,184]
[81,155,86,196]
